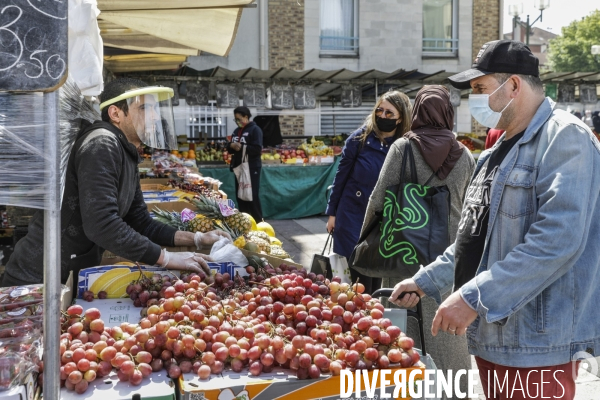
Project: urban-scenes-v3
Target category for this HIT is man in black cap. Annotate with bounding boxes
[390,40,600,399]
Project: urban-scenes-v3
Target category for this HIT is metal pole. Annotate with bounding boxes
[375,79,378,99]
[43,90,61,400]
[526,14,530,46]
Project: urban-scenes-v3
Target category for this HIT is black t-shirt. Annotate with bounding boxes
[453,131,524,289]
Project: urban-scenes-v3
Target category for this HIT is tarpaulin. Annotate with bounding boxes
[199,159,340,220]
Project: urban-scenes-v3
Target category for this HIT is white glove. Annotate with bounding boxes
[160,249,212,275]
[194,230,233,249]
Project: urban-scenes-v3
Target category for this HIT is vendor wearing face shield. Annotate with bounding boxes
[2,78,231,287]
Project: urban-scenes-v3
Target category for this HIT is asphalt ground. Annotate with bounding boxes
[268,216,600,400]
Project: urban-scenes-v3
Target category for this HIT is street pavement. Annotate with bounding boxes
[267,216,600,400]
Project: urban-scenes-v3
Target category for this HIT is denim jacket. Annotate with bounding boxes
[414,98,600,367]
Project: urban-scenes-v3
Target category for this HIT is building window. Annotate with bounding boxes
[320,0,359,56]
[186,101,227,140]
[422,0,458,56]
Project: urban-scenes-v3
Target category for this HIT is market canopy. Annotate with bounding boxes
[97,0,254,72]
[126,66,600,101]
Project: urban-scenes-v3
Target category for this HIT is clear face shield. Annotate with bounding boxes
[99,87,177,150]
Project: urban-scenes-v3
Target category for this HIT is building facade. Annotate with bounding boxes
[183,0,503,138]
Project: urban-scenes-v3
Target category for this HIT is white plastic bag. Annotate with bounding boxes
[233,146,253,201]
[328,253,352,284]
[68,0,103,96]
[209,237,249,267]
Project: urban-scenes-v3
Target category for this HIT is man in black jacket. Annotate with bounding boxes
[2,78,229,286]
[228,106,263,221]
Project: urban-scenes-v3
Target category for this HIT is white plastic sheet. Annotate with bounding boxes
[0,76,99,209]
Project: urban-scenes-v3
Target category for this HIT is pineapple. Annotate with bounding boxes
[188,215,214,233]
[188,196,251,234]
[247,236,271,254]
[213,220,247,249]
[224,212,252,234]
[152,208,189,231]
[247,231,270,241]
[270,245,290,259]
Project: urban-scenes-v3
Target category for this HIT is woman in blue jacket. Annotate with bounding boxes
[325,91,412,294]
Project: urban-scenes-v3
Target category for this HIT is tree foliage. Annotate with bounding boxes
[547,10,600,72]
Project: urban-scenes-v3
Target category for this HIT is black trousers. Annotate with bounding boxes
[235,166,263,221]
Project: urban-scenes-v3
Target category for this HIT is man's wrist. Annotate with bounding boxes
[174,231,195,246]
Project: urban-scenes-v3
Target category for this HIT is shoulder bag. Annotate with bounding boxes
[349,142,451,279]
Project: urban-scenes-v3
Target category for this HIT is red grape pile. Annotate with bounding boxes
[57,261,421,394]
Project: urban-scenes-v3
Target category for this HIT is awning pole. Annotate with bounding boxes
[43,90,61,400]
[375,79,378,99]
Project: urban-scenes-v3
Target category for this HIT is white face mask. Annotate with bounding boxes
[468,79,514,128]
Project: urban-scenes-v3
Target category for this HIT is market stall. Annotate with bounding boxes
[198,159,340,219]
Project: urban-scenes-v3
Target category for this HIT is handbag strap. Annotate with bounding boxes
[405,141,439,187]
[241,144,248,163]
[321,232,333,256]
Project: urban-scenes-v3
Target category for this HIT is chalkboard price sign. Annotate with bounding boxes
[0,0,68,92]
[216,83,239,108]
[293,85,316,110]
[557,84,575,103]
[579,84,598,104]
[270,84,293,110]
[243,83,266,108]
[185,82,210,106]
[341,84,362,108]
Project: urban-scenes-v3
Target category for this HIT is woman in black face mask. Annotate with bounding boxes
[325,91,412,294]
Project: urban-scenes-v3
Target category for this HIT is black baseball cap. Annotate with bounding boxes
[448,40,540,90]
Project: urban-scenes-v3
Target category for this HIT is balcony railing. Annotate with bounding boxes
[320,35,359,52]
[422,38,458,53]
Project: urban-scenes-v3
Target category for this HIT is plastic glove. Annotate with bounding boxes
[194,230,232,249]
[160,249,212,275]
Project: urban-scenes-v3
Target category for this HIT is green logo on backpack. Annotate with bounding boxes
[379,183,429,264]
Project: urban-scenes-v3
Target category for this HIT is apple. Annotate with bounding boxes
[283,150,290,156]
[273,154,280,159]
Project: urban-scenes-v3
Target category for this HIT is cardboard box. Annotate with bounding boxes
[76,265,169,299]
[178,365,424,400]
[147,201,197,214]
[75,298,142,327]
[140,178,172,186]
[60,370,176,400]
[0,372,37,400]
[139,160,154,169]
[240,249,303,270]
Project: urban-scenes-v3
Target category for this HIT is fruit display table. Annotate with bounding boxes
[199,158,341,220]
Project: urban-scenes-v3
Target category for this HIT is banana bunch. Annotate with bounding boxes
[89,268,154,298]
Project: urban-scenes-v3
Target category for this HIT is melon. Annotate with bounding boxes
[256,221,276,237]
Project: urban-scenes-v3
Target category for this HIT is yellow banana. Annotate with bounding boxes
[105,271,155,298]
[89,268,131,294]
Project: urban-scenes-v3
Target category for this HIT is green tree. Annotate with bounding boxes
[547,10,600,72]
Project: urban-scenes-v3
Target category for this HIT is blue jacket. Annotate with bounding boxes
[326,129,396,258]
[414,98,600,367]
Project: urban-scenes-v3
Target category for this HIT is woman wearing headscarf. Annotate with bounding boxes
[361,85,475,400]
[325,91,412,294]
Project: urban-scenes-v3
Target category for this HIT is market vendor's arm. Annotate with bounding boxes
[242,124,263,156]
[123,182,177,247]
[459,123,597,325]
[325,132,362,217]
[76,133,164,265]
[173,230,232,248]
